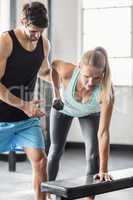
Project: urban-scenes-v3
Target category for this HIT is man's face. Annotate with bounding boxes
[24,22,45,41]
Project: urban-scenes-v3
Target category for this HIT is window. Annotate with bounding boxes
[82,0,133,85]
[0,0,10,33]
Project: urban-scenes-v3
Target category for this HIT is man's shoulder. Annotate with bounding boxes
[51,59,76,79]
[0,30,13,56]
[42,36,50,48]
[0,30,12,46]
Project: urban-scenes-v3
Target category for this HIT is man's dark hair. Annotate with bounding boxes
[22,1,48,28]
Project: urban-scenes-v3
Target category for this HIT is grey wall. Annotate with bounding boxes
[0,0,10,32]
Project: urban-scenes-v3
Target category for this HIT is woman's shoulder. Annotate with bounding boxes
[51,59,77,79]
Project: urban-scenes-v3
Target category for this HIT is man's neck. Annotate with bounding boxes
[17,27,37,44]
[14,27,38,51]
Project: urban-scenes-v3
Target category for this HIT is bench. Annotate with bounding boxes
[41,168,133,200]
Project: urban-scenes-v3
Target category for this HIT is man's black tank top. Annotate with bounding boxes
[0,30,44,122]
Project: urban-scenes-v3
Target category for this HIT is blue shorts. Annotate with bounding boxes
[0,117,45,152]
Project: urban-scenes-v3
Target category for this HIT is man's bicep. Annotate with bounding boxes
[38,57,50,75]
[38,37,50,74]
[43,37,50,66]
[0,59,7,80]
[0,34,12,79]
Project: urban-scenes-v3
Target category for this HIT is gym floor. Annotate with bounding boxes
[0,147,133,200]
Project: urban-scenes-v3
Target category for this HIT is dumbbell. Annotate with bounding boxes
[52,99,64,110]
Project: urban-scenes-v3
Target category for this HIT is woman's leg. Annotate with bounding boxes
[79,113,100,200]
[48,108,73,181]
[79,113,100,176]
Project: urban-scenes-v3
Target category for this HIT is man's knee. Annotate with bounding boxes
[33,154,47,172]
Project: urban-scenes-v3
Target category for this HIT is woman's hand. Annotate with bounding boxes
[94,172,112,181]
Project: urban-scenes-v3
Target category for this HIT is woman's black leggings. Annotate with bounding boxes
[48,108,100,181]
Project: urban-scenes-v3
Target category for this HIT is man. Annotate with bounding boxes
[0,2,50,200]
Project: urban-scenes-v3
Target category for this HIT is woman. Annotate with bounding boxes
[47,47,114,200]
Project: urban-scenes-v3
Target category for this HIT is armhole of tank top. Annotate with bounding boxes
[67,65,78,81]
[8,30,19,48]
[8,30,15,42]
[7,30,14,55]
[59,65,75,91]
[64,66,79,93]
[71,67,80,83]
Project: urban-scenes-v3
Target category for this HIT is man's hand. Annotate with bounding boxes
[22,100,45,118]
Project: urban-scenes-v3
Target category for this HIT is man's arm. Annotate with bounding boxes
[38,38,63,110]
[0,33,44,117]
[97,91,114,180]
[0,33,24,109]
[38,37,75,109]
[38,37,51,82]
[38,45,64,109]
[38,38,61,100]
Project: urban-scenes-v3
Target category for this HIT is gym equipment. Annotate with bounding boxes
[41,168,133,200]
[52,99,64,111]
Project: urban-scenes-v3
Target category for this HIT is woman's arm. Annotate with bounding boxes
[50,60,64,100]
[51,60,75,110]
[97,91,114,180]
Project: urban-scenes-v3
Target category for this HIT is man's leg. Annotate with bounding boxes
[14,118,47,200]
[25,148,47,200]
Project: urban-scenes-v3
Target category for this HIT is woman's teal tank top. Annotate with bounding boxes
[59,67,101,117]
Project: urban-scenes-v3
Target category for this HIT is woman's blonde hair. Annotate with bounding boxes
[81,47,112,102]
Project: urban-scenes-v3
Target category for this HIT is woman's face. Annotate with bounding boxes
[79,64,104,91]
